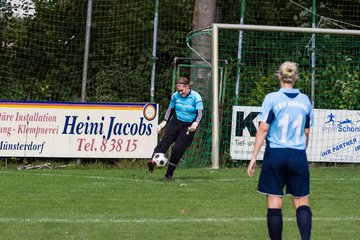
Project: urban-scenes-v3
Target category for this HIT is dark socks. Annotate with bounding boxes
[296,205,312,240]
[267,208,283,240]
[165,163,176,178]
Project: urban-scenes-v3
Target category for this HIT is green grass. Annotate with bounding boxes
[0,166,359,240]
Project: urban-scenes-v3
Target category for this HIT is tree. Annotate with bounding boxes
[190,0,216,102]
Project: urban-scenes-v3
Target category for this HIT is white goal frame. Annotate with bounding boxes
[211,24,360,169]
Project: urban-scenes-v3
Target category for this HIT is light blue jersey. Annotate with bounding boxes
[257,88,313,150]
[169,90,203,123]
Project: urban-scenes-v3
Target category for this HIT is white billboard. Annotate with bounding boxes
[230,106,360,163]
[0,101,158,158]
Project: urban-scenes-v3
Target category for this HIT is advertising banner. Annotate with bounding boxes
[230,106,360,163]
[0,101,158,158]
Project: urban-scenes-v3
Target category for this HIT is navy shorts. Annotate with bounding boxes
[258,147,310,198]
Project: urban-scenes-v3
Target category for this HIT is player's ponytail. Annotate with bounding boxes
[277,61,299,83]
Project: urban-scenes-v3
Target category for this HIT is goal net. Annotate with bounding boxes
[209,24,360,167]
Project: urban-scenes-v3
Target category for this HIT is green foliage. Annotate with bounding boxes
[250,74,280,106]
[1,0,360,104]
[318,53,360,109]
[87,52,152,102]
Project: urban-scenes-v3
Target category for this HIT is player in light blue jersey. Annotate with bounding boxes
[247,62,313,240]
[148,77,203,181]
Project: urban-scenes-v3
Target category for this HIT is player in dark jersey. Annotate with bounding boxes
[247,62,313,240]
[148,77,203,181]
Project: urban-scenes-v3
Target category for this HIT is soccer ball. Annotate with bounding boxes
[152,153,168,168]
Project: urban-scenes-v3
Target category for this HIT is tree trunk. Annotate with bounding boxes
[192,0,217,31]
[191,0,217,102]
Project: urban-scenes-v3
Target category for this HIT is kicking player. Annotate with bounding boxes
[247,61,313,240]
[148,76,203,181]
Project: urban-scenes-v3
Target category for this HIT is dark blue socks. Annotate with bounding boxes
[267,206,312,240]
[296,205,312,240]
[267,208,283,240]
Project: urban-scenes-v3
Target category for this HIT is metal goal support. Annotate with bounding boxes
[211,23,360,169]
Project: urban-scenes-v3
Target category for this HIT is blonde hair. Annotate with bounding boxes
[277,61,299,83]
[176,77,194,87]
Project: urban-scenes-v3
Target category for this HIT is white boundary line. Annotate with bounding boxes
[0,216,359,224]
[0,171,360,183]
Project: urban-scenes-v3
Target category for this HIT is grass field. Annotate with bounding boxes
[0,165,359,240]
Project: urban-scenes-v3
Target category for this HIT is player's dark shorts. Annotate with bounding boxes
[258,147,310,198]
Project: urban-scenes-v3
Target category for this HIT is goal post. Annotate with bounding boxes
[211,24,360,169]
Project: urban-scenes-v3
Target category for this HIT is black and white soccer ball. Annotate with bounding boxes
[152,153,168,168]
